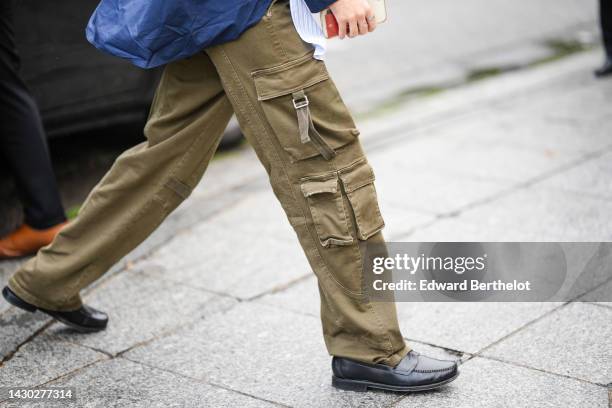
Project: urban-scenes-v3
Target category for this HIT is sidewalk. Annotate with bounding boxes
[1,49,611,407]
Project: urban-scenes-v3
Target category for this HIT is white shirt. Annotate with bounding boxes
[290,0,327,60]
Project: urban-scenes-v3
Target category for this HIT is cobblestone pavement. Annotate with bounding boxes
[1,24,611,408]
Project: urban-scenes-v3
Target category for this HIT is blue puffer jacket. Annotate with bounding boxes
[86,0,335,69]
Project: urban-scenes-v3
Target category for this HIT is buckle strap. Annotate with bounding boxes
[293,94,310,109]
[293,91,311,144]
[292,91,336,160]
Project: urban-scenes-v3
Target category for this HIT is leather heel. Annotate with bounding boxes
[332,376,368,392]
[2,287,37,312]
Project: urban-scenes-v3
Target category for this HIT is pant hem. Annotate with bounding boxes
[383,343,411,367]
[330,343,411,368]
[7,277,82,312]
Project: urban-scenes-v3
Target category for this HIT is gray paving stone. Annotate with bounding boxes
[422,138,579,184]
[536,150,612,200]
[366,67,612,193]
[142,236,310,301]
[402,216,517,241]
[200,190,296,240]
[124,302,403,408]
[0,334,106,389]
[42,358,278,408]
[483,302,612,384]
[457,186,612,241]
[465,76,612,154]
[372,120,580,184]
[398,196,611,242]
[0,307,50,360]
[580,279,612,307]
[375,203,435,240]
[191,147,265,199]
[394,357,608,408]
[257,276,319,318]
[492,75,612,127]
[557,243,612,301]
[47,269,237,356]
[372,153,510,216]
[470,109,612,158]
[395,302,561,354]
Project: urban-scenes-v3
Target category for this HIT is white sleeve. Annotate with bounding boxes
[290,0,327,60]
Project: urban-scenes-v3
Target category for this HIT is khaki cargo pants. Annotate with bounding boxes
[9,0,409,366]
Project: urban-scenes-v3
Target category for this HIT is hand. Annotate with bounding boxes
[329,0,376,39]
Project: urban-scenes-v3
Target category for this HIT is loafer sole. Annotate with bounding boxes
[332,371,459,393]
[2,287,106,333]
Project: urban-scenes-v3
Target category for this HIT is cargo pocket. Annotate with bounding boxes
[301,176,354,248]
[253,53,360,161]
[339,160,385,240]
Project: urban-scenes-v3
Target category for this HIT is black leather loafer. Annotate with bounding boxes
[2,286,108,333]
[332,351,459,392]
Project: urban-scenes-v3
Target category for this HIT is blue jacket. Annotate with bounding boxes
[86,0,335,69]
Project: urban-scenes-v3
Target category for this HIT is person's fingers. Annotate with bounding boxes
[338,17,347,39]
[367,13,377,32]
[357,15,369,35]
[348,18,359,38]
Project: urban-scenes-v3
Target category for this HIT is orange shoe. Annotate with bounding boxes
[0,222,68,259]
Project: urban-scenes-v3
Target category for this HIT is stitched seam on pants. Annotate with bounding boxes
[213,47,365,301]
[263,3,288,60]
[166,102,221,183]
[214,48,278,175]
[155,124,219,206]
[165,178,191,199]
[366,295,394,356]
[356,239,394,356]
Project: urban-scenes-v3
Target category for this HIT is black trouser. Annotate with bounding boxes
[0,0,65,230]
[602,0,612,57]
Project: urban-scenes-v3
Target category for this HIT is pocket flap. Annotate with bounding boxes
[301,177,338,197]
[253,53,330,101]
[339,161,376,193]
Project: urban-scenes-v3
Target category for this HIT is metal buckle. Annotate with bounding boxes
[293,95,309,109]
